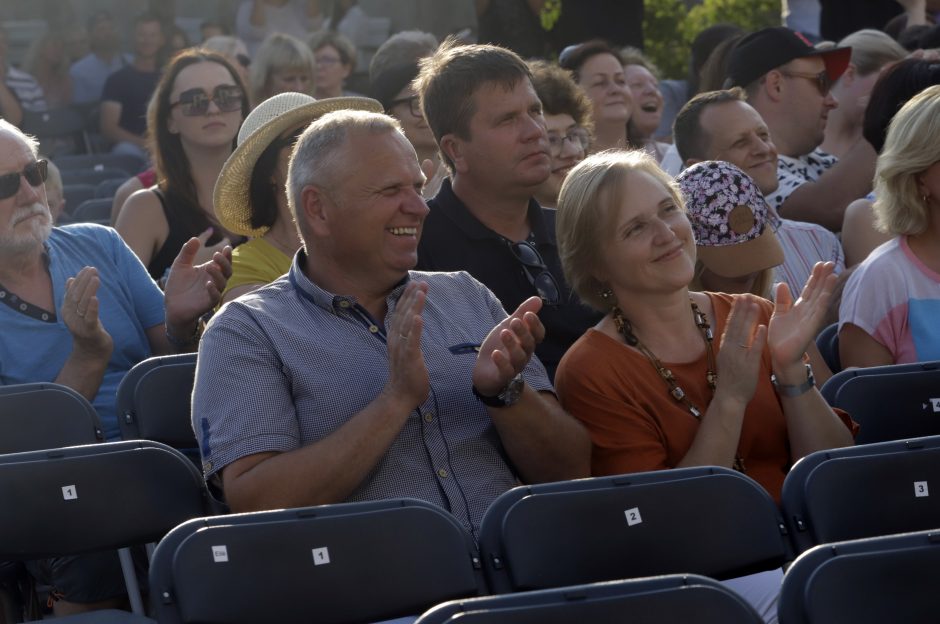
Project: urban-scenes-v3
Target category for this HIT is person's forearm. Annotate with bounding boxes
[224,390,416,512]
[54,347,111,403]
[488,386,591,483]
[776,362,854,459]
[676,390,747,469]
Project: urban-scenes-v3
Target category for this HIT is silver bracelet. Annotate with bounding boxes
[771,363,815,398]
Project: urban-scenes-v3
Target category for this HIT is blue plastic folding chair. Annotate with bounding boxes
[778,529,940,624]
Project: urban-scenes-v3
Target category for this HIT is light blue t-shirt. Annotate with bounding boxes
[0,224,164,439]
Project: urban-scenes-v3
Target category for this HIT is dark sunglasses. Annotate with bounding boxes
[170,85,244,116]
[509,241,561,306]
[779,69,833,96]
[0,160,48,200]
[387,95,422,118]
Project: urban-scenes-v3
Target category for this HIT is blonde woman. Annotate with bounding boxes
[250,32,317,105]
[840,84,940,367]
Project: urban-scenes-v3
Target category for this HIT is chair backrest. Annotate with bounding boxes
[0,382,104,453]
[819,359,940,408]
[21,108,91,157]
[0,440,210,560]
[116,353,198,450]
[416,574,764,624]
[55,153,145,176]
[778,529,940,624]
[96,177,127,199]
[781,435,940,552]
[479,467,793,594]
[62,183,98,210]
[61,169,130,187]
[71,197,116,224]
[149,498,487,624]
[814,322,840,374]
[833,369,940,443]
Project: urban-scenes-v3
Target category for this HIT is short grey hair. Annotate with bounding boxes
[0,119,40,157]
[287,110,403,240]
[369,30,439,80]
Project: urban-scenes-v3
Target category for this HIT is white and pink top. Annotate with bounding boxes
[840,236,940,364]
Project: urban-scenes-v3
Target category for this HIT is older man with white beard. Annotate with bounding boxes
[0,119,231,443]
[0,119,232,615]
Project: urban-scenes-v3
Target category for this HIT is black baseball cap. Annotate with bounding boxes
[726,27,851,88]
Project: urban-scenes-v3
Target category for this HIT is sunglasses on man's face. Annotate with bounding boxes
[779,69,833,97]
[170,85,244,116]
[0,160,48,200]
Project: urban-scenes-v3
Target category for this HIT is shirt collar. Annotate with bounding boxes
[288,248,411,314]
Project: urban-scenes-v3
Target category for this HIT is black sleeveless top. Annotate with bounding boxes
[146,187,243,282]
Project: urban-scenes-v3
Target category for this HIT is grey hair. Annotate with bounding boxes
[287,110,403,240]
[369,30,439,80]
[0,119,40,156]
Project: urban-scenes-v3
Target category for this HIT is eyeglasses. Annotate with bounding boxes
[170,85,244,116]
[547,127,590,157]
[0,160,48,200]
[779,70,833,96]
[388,94,422,118]
[509,241,560,305]
[315,56,342,68]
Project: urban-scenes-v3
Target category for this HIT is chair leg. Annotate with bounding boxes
[117,548,145,616]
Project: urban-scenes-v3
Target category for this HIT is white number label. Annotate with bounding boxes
[212,545,229,563]
[915,481,929,497]
[61,485,77,500]
[624,507,642,526]
[312,547,330,565]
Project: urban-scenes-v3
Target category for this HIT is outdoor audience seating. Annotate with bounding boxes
[819,361,940,443]
[55,153,147,178]
[96,177,129,199]
[781,435,940,553]
[0,382,104,454]
[21,108,93,158]
[0,440,212,622]
[60,167,130,187]
[149,498,488,624]
[116,353,199,460]
[70,197,114,224]
[415,574,765,624]
[814,323,840,375]
[62,183,98,211]
[478,466,794,594]
[777,529,940,624]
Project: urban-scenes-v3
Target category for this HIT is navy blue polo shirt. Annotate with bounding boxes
[417,179,602,380]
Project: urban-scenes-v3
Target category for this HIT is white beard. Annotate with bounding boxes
[0,202,53,255]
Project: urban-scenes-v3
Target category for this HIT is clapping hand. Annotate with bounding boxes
[61,266,113,358]
[472,296,545,396]
[164,236,232,333]
[768,261,836,374]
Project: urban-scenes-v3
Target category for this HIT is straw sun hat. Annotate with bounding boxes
[214,92,383,237]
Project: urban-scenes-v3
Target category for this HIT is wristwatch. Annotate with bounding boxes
[472,374,525,408]
[771,364,815,398]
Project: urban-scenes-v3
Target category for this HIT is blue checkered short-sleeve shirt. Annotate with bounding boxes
[193,252,553,536]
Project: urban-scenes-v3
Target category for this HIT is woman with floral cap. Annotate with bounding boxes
[553,150,856,504]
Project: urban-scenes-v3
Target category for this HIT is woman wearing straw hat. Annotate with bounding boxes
[115,49,250,283]
[216,91,382,304]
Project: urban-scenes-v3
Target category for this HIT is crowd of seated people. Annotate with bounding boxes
[4,2,940,619]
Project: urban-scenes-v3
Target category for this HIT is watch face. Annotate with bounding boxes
[499,375,525,406]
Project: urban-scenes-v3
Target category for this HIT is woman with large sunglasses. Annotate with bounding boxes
[115,49,250,283]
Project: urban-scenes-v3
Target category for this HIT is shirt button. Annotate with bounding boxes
[437,468,449,478]
[369,325,379,333]
[338,300,350,308]
[424,412,434,423]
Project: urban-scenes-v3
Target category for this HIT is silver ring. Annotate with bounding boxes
[738,343,749,348]
[399,333,409,340]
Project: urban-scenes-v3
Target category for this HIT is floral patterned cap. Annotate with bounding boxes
[676,160,785,278]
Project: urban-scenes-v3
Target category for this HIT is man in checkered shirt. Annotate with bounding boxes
[193,109,590,538]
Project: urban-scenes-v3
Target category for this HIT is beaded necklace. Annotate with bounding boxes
[612,299,745,473]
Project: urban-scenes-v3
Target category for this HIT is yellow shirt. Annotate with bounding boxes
[222,237,293,300]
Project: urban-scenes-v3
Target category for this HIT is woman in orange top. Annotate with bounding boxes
[553,150,855,503]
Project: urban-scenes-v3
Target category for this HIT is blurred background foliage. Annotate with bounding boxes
[644,0,781,78]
